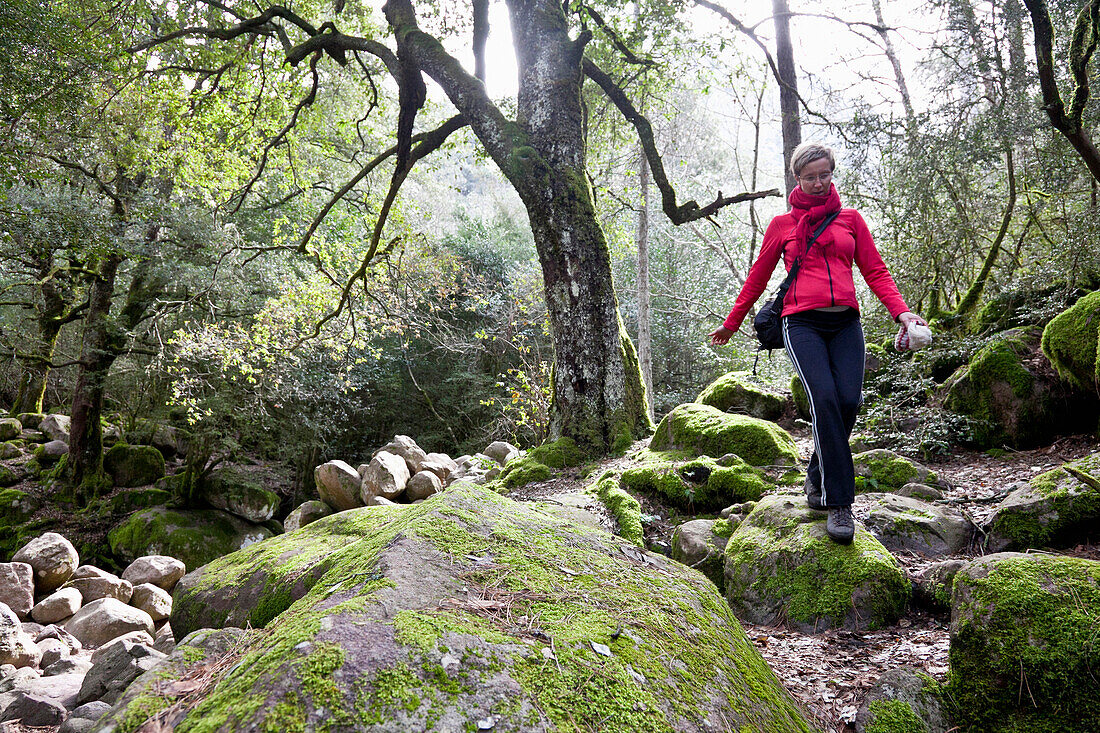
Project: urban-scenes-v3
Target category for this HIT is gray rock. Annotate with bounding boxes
[912,559,967,614]
[36,637,69,668]
[483,440,520,466]
[12,533,79,593]
[41,656,91,677]
[59,717,96,733]
[283,500,333,532]
[120,556,186,592]
[63,598,154,649]
[0,690,67,726]
[359,450,410,502]
[15,413,44,430]
[420,452,459,484]
[377,435,429,474]
[31,587,83,625]
[855,668,949,733]
[63,566,133,604]
[0,564,34,619]
[34,625,82,654]
[671,519,730,591]
[0,666,37,693]
[856,493,972,556]
[0,443,20,460]
[895,482,944,501]
[0,603,40,668]
[313,460,362,511]
[77,638,165,704]
[129,584,171,622]
[71,700,113,719]
[38,414,71,443]
[0,419,20,442]
[90,631,156,665]
[152,623,174,654]
[19,622,42,637]
[203,466,281,523]
[39,439,70,463]
[405,470,442,502]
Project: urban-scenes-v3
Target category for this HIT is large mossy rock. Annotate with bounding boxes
[126,419,192,458]
[620,455,770,510]
[202,466,281,523]
[695,371,786,422]
[985,452,1100,551]
[651,403,799,467]
[1041,288,1100,394]
[943,328,1088,449]
[947,553,1100,733]
[723,495,909,632]
[856,493,972,557]
[107,482,816,732]
[852,449,938,493]
[108,507,274,570]
[104,443,166,488]
[671,518,732,591]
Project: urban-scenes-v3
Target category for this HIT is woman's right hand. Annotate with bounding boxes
[708,326,735,346]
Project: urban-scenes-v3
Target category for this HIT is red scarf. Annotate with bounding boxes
[788,183,842,254]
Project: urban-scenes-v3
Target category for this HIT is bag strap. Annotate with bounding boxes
[774,210,841,302]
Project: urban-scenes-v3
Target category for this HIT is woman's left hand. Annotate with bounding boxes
[897,312,927,328]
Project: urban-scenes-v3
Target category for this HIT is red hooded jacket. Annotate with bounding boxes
[723,208,908,332]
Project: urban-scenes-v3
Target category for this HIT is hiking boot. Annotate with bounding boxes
[805,477,825,511]
[826,505,855,544]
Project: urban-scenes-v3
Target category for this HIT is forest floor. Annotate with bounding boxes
[508,429,1100,733]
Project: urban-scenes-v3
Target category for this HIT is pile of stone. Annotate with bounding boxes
[298,436,522,532]
[0,532,185,731]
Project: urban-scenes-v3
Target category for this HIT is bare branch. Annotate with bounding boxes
[580,5,657,67]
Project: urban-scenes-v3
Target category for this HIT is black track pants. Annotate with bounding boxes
[782,308,865,507]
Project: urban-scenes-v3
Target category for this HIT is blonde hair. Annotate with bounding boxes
[790,143,836,177]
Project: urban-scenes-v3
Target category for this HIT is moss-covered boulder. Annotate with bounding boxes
[496,437,585,490]
[621,456,769,510]
[790,375,811,421]
[854,668,949,733]
[947,553,1100,732]
[125,419,192,457]
[104,443,166,488]
[857,493,972,557]
[723,495,909,632]
[853,449,937,493]
[203,466,281,523]
[695,371,787,421]
[1041,289,1100,394]
[108,488,173,515]
[0,465,20,487]
[0,417,21,441]
[651,403,799,467]
[944,328,1089,449]
[108,507,274,570]
[985,452,1100,551]
[591,471,643,546]
[106,482,816,732]
[912,559,966,615]
[672,518,733,591]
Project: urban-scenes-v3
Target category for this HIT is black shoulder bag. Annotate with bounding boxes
[752,211,840,351]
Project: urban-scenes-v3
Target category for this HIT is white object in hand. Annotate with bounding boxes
[907,322,932,350]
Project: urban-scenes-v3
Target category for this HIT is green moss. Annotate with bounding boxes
[592,471,644,545]
[621,456,769,511]
[107,506,272,570]
[853,449,936,491]
[790,375,811,421]
[695,371,786,421]
[526,437,585,468]
[105,443,166,488]
[988,453,1100,550]
[712,517,734,538]
[632,447,697,463]
[946,554,1100,732]
[118,694,172,733]
[1041,289,1100,393]
[865,699,928,733]
[650,403,799,466]
[497,456,552,489]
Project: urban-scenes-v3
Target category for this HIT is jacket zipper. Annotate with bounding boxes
[825,254,835,306]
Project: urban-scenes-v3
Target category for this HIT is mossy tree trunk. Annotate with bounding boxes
[384,0,652,453]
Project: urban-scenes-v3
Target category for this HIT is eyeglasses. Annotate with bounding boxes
[797,172,833,184]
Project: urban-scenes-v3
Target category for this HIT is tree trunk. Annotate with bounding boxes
[12,324,61,415]
[871,0,916,123]
[68,251,123,493]
[773,0,801,194]
[636,142,654,422]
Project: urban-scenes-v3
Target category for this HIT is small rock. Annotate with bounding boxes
[41,656,91,677]
[34,625,82,654]
[63,566,133,604]
[0,419,21,442]
[12,533,79,593]
[15,413,44,430]
[90,630,155,665]
[31,587,83,625]
[405,470,443,502]
[129,584,172,622]
[0,444,20,460]
[36,637,69,668]
[420,453,459,483]
[120,556,186,592]
[0,564,34,618]
[0,666,38,693]
[38,440,69,463]
[153,622,175,654]
[483,441,520,466]
[360,450,411,502]
[314,460,362,511]
[63,598,154,648]
[377,435,428,474]
[38,414,71,443]
[895,482,944,501]
[283,500,333,532]
[0,690,67,726]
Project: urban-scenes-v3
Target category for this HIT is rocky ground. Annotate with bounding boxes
[509,429,1100,733]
